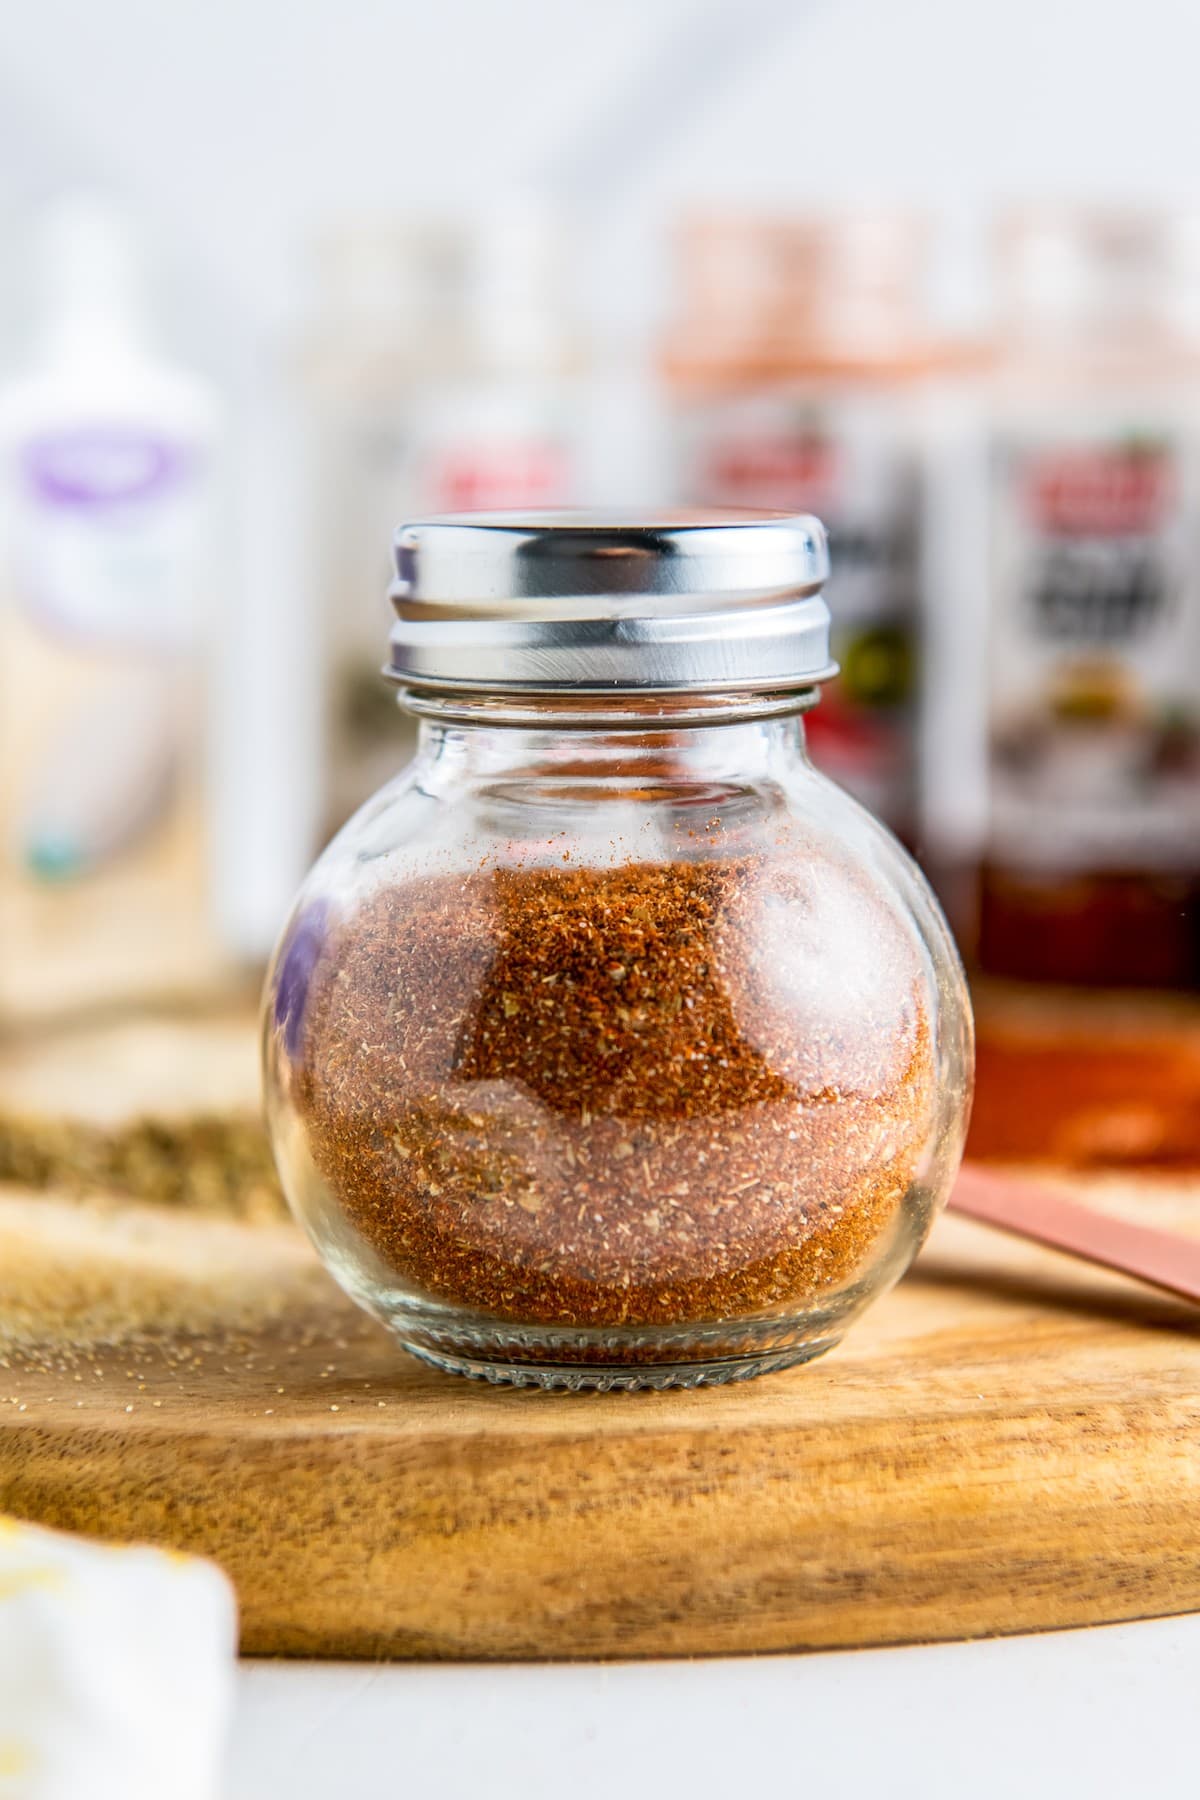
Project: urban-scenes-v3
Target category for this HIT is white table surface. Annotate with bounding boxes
[228,1612,1200,1799]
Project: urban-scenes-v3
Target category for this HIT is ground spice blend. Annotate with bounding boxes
[294,850,936,1332]
[264,509,972,1385]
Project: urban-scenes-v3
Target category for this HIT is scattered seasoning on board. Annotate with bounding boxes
[294,853,935,1329]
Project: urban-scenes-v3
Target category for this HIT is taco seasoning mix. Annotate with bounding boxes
[264,512,972,1388]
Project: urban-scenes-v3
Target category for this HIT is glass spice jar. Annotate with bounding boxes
[263,511,973,1389]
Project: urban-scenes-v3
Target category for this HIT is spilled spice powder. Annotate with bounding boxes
[294,853,935,1329]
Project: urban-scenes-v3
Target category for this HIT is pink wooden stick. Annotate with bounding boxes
[948,1163,1200,1305]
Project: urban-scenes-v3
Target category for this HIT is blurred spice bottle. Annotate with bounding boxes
[923,209,1200,1165]
[304,201,585,832]
[924,209,1200,990]
[661,212,946,838]
[0,196,225,1023]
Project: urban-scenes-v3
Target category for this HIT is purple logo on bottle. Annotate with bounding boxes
[22,428,190,508]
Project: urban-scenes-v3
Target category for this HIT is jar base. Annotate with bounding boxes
[354,1287,865,1391]
[399,1333,844,1391]
[323,1225,922,1392]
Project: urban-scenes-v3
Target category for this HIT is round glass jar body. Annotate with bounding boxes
[264,694,972,1388]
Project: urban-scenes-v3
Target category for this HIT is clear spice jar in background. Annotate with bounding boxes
[661,213,945,840]
[263,511,972,1389]
[304,204,584,834]
[923,208,1200,992]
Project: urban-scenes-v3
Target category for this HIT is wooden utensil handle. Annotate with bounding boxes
[950,1164,1200,1305]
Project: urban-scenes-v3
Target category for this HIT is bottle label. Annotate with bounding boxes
[673,389,919,829]
[13,427,205,652]
[987,429,1200,871]
[422,438,568,512]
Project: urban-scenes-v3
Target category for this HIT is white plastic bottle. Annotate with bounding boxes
[0,194,223,1020]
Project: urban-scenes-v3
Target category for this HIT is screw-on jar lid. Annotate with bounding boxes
[386,509,834,696]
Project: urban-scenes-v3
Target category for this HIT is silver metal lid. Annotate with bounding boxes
[385,509,834,696]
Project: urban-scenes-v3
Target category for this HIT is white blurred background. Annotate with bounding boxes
[3,0,1199,1018]
[2,0,1196,346]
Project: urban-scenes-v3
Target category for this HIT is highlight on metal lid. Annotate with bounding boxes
[385,508,835,695]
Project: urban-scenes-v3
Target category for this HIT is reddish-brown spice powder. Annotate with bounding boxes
[294,854,935,1329]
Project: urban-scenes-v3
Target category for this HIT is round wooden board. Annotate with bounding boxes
[3,1183,1200,1660]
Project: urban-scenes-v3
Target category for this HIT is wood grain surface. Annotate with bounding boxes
[3,1179,1200,1661]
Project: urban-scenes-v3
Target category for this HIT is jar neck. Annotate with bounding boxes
[405,695,814,788]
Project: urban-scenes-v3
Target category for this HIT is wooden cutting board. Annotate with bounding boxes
[2,1178,1200,1661]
